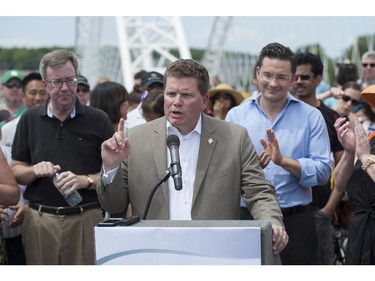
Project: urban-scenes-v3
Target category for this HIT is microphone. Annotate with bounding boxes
[167,134,183,191]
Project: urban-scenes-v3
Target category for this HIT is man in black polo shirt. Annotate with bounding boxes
[10,49,114,265]
[291,52,345,265]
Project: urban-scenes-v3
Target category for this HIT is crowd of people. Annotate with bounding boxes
[1,44,375,265]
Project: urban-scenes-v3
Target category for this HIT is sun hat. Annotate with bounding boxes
[208,83,244,108]
[361,85,375,108]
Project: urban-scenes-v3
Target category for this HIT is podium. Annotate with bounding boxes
[94,220,281,265]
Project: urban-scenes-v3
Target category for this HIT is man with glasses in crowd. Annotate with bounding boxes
[1,72,48,265]
[0,70,26,128]
[290,52,344,264]
[358,50,375,90]
[226,42,331,264]
[76,74,91,105]
[10,49,114,264]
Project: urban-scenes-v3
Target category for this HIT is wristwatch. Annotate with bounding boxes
[86,175,94,189]
[361,154,375,171]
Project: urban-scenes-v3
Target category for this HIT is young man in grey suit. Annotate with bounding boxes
[97,59,288,255]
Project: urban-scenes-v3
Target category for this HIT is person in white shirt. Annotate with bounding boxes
[125,71,164,129]
[0,72,48,264]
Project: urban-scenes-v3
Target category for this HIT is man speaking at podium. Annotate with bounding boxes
[97,59,288,255]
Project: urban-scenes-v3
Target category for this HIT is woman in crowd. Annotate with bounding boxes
[0,148,20,264]
[206,83,244,120]
[90,81,129,131]
[141,88,164,122]
[333,85,375,264]
[331,81,362,119]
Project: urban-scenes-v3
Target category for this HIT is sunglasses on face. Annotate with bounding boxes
[294,74,314,81]
[77,88,89,93]
[4,83,22,89]
[342,94,360,106]
[362,63,375,68]
[214,93,232,100]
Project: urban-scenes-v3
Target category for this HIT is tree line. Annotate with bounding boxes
[0,47,75,71]
[0,33,373,86]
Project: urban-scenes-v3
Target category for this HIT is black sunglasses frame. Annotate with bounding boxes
[362,63,375,68]
[4,83,22,89]
[342,94,360,106]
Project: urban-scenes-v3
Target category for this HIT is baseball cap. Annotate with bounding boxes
[141,71,164,89]
[77,75,90,88]
[2,70,25,84]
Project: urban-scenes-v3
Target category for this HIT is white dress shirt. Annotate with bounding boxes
[102,115,203,220]
[167,116,201,220]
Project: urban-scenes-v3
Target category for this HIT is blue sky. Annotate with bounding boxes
[1,0,374,59]
[1,16,375,59]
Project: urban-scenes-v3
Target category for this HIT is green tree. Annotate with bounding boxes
[0,47,74,71]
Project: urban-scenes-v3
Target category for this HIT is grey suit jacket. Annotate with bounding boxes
[97,114,283,226]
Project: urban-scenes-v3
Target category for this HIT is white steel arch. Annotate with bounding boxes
[75,16,191,91]
[116,16,192,91]
[201,17,233,85]
[75,16,103,87]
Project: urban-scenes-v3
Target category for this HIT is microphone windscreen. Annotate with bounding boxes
[167,134,180,147]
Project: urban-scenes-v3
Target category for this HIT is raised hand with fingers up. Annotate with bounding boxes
[101,118,130,171]
[260,129,283,166]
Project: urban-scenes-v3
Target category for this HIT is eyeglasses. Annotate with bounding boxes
[294,74,314,81]
[362,63,375,68]
[4,83,22,89]
[45,77,78,88]
[77,88,89,93]
[342,94,361,106]
[260,72,290,83]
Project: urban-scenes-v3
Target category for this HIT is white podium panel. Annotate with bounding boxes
[95,225,260,265]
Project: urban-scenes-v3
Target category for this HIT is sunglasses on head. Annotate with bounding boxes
[4,83,22,89]
[362,63,375,68]
[342,94,360,106]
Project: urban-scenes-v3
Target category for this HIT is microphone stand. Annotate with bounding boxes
[142,167,171,220]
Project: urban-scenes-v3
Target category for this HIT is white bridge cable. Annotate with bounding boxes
[75,17,375,92]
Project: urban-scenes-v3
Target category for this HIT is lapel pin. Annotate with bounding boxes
[208,138,213,144]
